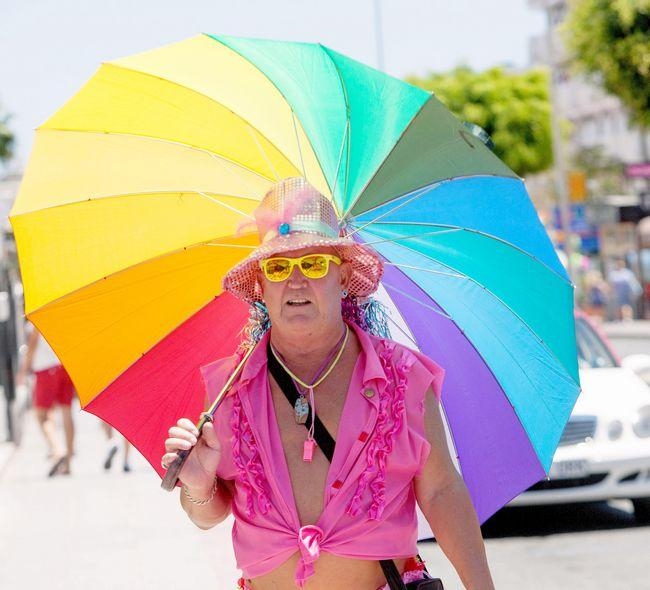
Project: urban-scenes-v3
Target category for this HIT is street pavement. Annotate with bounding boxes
[0,407,239,590]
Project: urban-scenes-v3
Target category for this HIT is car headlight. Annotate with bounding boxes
[608,420,624,440]
[632,406,650,438]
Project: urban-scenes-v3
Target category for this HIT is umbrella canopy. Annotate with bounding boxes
[10,34,579,522]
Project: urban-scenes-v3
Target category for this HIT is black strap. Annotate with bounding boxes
[266,343,408,590]
[267,345,336,462]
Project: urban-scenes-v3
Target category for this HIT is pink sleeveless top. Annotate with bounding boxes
[201,323,444,588]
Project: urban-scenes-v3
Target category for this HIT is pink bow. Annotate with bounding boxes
[295,525,324,587]
[236,186,314,239]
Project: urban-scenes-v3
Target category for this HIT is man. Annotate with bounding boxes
[16,324,75,476]
[608,258,641,321]
[163,178,494,590]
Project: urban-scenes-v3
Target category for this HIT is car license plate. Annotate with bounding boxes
[550,459,589,479]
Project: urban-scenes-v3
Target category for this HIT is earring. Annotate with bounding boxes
[341,289,348,298]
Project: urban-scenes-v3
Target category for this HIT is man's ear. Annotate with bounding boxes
[255,270,265,297]
[339,262,352,290]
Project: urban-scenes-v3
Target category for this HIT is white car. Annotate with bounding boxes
[510,314,650,522]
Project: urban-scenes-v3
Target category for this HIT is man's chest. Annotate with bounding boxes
[268,364,355,524]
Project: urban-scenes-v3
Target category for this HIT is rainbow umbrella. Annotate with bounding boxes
[10,34,579,521]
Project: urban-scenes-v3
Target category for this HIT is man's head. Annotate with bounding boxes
[222,178,383,310]
[257,245,352,334]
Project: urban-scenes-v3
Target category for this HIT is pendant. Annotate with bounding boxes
[294,396,309,424]
[303,439,316,462]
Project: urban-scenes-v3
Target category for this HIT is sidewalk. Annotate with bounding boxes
[0,381,33,478]
[0,406,238,590]
[601,319,650,339]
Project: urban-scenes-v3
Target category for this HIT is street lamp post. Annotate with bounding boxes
[374,0,385,71]
[543,2,576,283]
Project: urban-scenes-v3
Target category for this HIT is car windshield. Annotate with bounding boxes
[575,317,618,369]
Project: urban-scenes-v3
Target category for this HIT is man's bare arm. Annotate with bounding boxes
[414,390,495,590]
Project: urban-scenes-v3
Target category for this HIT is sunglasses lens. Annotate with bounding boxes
[300,255,328,278]
[263,258,292,281]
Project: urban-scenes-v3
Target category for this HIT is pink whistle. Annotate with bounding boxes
[303,439,316,462]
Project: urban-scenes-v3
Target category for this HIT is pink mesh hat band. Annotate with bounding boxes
[222,178,384,304]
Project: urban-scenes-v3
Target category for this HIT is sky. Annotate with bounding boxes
[0,0,545,169]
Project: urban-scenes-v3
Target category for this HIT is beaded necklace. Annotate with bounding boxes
[270,325,349,462]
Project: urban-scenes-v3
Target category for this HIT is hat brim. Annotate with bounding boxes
[222,233,384,304]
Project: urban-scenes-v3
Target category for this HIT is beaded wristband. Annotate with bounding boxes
[182,477,218,505]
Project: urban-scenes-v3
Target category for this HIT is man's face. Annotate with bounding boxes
[258,246,351,334]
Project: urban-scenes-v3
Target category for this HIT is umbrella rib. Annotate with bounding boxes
[319,44,351,207]
[384,256,579,396]
[204,242,257,250]
[382,281,454,320]
[13,188,261,219]
[344,184,441,237]
[291,110,306,179]
[384,262,465,281]
[355,224,573,285]
[381,272,528,471]
[332,120,350,210]
[99,61,306,181]
[40,127,277,190]
[196,192,255,220]
[383,268,577,452]
[383,251,578,386]
[192,39,332,200]
[342,95,433,218]
[385,314,419,347]
[346,174,523,231]
[245,125,281,181]
[356,227,463,246]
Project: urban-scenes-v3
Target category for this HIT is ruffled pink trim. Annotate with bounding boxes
[347,341,414,520]
[231,395,271,518]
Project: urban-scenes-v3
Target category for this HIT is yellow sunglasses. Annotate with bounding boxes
[259,253,342,282]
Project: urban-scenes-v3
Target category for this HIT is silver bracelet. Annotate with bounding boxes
[182,477,218,505]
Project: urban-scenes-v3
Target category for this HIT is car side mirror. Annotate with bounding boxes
[0,291,9,322]
[621,354,650,386]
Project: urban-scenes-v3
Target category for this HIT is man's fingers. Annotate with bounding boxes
[200,421,220,449]
[161,452,178,469]
[165,437,195,452]
[176,418,200,437]
[168,426,198,444]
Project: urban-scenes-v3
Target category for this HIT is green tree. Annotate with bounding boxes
[563,0,650,128]
[0,109,14,162]
[572,145,625,197]
[407,66,553,177]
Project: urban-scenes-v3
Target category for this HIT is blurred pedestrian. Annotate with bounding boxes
[584,269,610,321]
[16,324,75,476]
[608,258,642,321]
[101,420,132,472]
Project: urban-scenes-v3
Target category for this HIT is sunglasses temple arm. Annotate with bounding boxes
[160,344,257,492]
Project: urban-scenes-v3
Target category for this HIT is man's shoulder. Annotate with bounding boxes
[200,351,245,402]
[365,334,445,399]
[365,333,421,362]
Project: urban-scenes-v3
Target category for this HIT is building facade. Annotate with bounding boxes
[528,0,649,181]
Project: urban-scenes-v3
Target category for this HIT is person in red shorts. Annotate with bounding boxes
[17,324,75,477]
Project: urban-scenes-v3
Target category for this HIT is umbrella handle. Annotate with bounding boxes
[160,448,191,491]
[160,411,212,491]
[160,344,256,492]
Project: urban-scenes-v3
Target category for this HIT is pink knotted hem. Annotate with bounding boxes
[346,342,414,520]
[295,524,324,588]
[231,395,271,518]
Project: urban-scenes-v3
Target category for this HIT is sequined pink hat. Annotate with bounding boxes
[223,177,384,304]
